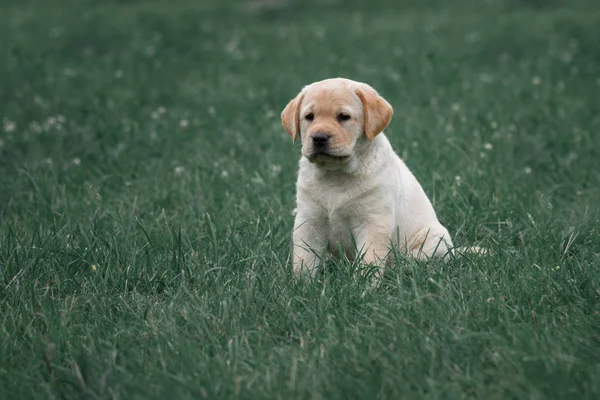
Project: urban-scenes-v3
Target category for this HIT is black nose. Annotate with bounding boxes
[312,133,330,146]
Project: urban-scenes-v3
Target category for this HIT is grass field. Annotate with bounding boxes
[1,0,600,398]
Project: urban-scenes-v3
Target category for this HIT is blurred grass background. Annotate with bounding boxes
[1,0,599,398]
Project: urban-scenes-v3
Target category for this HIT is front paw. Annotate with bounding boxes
[356,262,384,288]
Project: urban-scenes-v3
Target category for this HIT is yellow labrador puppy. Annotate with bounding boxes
[282,77,454,280]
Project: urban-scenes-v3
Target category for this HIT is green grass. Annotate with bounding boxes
[1,0,600,398]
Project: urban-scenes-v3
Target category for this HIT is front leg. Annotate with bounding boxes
[292,210,327,278]
[354,216,393,285]
[407,223,453,260]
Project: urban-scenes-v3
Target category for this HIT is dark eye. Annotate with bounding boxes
[305,113,314,121]
[338,113,351,122]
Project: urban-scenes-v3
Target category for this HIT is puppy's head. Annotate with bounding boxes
[281,78,393,166]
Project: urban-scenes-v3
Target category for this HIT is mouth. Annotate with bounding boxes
[306,152,351,164]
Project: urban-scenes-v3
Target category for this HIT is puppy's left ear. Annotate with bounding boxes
[281,91,305,143]
[355,85,393,141]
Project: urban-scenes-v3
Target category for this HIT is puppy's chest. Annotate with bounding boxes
[305,180,370,237]
[322,196,360,254]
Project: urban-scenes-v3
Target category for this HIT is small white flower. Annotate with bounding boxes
[523,166,532,175]
[224,37,239,54]
[72,158,81,166]
[179,119,189,128]
[454,175,462,186]
[569,38,579,48]
[63,67,77,77]
[50,27,65,38]
[3,118,16,133]
[250,173,265,185]
[313,26,325,39]
[479,73,494,83]
[34,95,46,107]
[465,31,480,43]
[532,76,542,85]
[483,143,493,150]
[270,164,281,175]
[388,71,401,82]
[174,166,185,175]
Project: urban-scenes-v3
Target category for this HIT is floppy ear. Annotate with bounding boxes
[281,91,305,142]
[355,85,393,141]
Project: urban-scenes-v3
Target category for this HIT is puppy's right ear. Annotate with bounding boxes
[281,92,305,142]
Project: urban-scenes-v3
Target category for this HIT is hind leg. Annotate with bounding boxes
[353,215,394,286]
[407,224,453,260]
